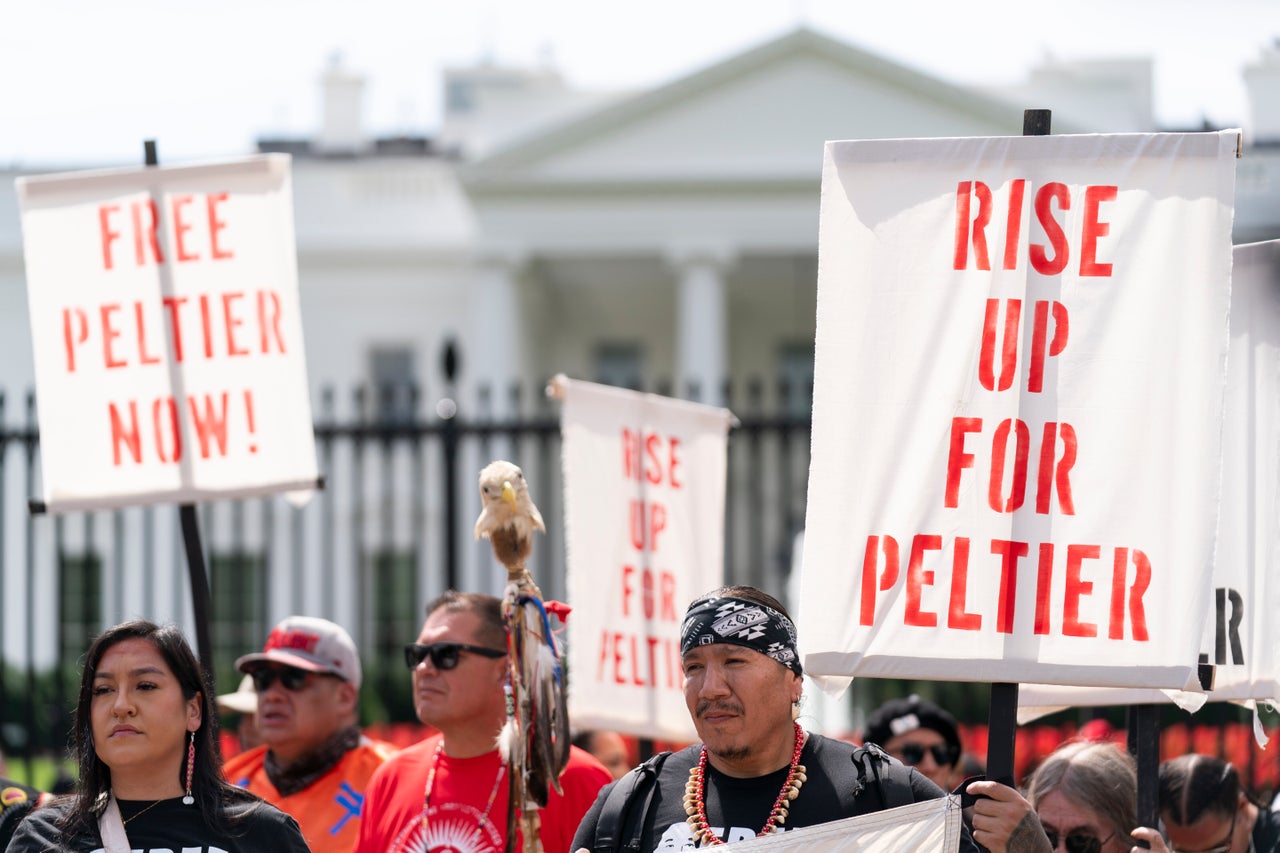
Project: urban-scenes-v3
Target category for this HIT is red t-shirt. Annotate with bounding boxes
[224,737,397,853]
[354,734,610,853]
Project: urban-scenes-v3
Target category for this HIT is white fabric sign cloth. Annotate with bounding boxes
[801,132,1238,690]
[718,797,963,853]
[557,376,733,740]
[16,155,318,512]
[1019,240,1280,722]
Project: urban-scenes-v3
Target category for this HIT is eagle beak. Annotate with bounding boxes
[501,481,517,506]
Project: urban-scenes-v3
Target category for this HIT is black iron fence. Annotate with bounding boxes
[0,378,813,773]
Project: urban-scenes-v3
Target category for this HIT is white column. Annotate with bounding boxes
[466,248,527,418]
[668,246,735,403]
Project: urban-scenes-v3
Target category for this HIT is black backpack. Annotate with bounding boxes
[590,743,913,853]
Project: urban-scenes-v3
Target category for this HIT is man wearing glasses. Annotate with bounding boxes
[225,615,396,853]
[862,695,964,792]
[355,590,611,853]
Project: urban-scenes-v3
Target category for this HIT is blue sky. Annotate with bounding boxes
[1,0,1274,166]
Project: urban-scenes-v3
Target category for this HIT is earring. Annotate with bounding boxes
[183,731,195,805]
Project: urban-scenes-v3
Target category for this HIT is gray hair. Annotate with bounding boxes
[1027,741,1137,845]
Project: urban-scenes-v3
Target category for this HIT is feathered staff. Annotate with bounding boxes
[474,459,570,853]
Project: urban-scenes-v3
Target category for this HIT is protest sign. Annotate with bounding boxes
[554,375,733,740]
[801,132,1238,690]
[1019,240,1280,722]
[16,155,318,513]
[715,797,961,853]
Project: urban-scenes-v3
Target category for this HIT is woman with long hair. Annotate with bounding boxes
[7,619,311,852]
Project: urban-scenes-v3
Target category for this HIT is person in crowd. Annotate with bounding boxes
[6,619,309,852]
[223,614,396,853]
[0,775,53,850]
[1132,753,1280,853]
[571,730,632,782]
[354,590,611,853]
[862,694,964,792]
[218,673,264,753]
[571,585,1050,853]
[1021,740,1136,853]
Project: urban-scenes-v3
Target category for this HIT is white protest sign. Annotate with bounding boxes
[716,797,962,853]
[1019,240,1280,721]
[801,132,1237,690]
[17,155,318,513]
[555,376,733,740]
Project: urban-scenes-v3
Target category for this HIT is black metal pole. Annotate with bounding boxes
[144,139,216,684]
[985,108,1053,788]
[441,341,460,589]
[1129,704,1160,846]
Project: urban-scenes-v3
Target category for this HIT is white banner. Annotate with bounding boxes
[719,797,962,853]
[1019,240,1280,720]
[556,376,733,741]
[17,155,318,513]
[801,132,1238,689]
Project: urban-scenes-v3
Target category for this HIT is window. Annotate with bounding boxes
[777,342,814,418]
[594,342,644,390]
[369,346,418,424]
[58,551,102,664]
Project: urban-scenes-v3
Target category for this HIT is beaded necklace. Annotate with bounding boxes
[420,741,507,835]
[683,722,807,846]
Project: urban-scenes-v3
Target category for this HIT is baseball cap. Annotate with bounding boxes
[216,674,258,715]
[863,695,961,765]
[235,616,362,689]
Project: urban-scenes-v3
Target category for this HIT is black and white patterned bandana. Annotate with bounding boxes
[679,594,802,675]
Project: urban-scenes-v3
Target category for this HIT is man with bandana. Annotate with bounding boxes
[571,586,1051,853]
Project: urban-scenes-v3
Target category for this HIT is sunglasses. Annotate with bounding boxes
[897,743,959,767]
[403,642,506,671]
[1044,829,1114,853]
[249,666,314,692]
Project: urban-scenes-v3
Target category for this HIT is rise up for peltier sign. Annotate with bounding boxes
[15,155,319,513]
[799,131,1239,691]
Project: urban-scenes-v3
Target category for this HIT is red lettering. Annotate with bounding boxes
[152,397,182,463]
[945,418,981,508]
[109,401,142,466]
[989,418,1030,512]
[1002,179,1025,270]
[953,181,992,270]
[63,308,88,372]
[161,296,187,362]
[1035,543,1054,635]
[1062,543,1101,637]
[1079,185,1116,277]
[904,535,941,627]
[947,537,981,630]
[1109,548,1151,641]
[979,299,1021,392]
[135,304,161,365]
[131,199,164,266]
[1031,183,1069,275]
[1028,301,1069,393]
[669,437,682,489]
[99,205,121,270]
[100,304,125,368]
[992,539,1029,634]
[257,290,286,353]
[621,565,635,617]
[207,192,234,260]
[171,195,199,262]
[644,434,662,485]
[860,535,899,626]
[1036,422,1077,515]
[188,392,229,458]
[200,295,214,358]
[222,292,248,356]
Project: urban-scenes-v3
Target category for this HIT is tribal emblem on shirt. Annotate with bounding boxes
[388,801,505,853]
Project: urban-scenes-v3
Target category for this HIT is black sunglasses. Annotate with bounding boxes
[404,642,506,671]
[898,743,959,767]
[1044,829,1114,853]
[249,665,313,692]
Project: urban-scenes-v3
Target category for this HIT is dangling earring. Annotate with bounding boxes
[183,731,195,805]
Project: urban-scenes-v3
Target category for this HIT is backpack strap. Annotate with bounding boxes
[849,742,914,810]
[593,751,671,853]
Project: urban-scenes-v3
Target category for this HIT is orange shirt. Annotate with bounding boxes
[224,737,396,853]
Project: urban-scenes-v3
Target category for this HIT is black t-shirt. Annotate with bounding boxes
[1254,805,1280,853]
[571,734,979,852]
[6,793,311,853]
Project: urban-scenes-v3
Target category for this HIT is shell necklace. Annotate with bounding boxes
[683,722,807,846]
[421,740,506,835]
